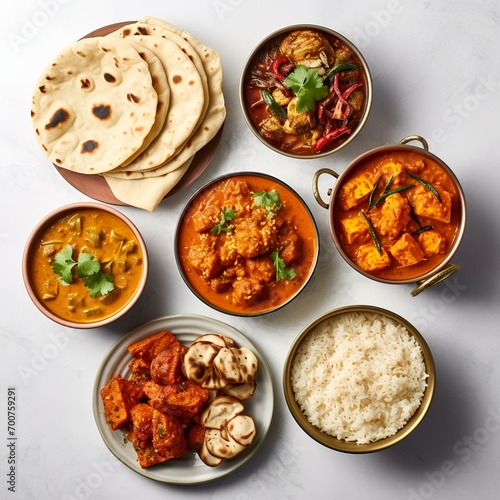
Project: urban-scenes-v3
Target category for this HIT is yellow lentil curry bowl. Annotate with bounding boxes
[23,202,148,328]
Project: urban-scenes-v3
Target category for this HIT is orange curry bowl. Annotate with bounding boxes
[22,202,149,328]
[175,172,320,316]
[312,135,466,296]
[240,24,373,159]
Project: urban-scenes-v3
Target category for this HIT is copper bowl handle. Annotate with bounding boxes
[411,264,462,296]
[312,168,339,209]
[399,135,429,151]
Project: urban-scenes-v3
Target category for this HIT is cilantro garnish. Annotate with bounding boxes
[270,251,296,281]
[210,208,236,235]
[52,244,115,298]
[283,65,329,113]
[52,244,77,284]
[253,190,282,218]
[83,272,115,298]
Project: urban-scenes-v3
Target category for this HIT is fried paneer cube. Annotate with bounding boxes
[389,233,425,267]
[355,244,391,273]
[144,380,210,420]
[152,410,190,461]
[150,342,187,386]
[417,229,447,256]
[376,193,411,237]
[339,216,370,245]
[126,403,155,449]
[100,375,143,430]
[412,189,452,223]
[127,329,179,363]
[337,172,374,211]
[129,357,151,383]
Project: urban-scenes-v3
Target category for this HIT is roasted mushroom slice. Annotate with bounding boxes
[200,395,244,430]
[213,347,258,384]
[221,380,256,401]
[199,433,224,467]
[182,341,228,389]
[191,333,236,348]
[205,428,246,460]
[227,414,256,446]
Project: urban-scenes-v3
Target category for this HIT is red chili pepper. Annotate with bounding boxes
[272,55,290,82]
[314,126,351,153]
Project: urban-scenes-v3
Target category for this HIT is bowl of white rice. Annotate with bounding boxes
[283,305,435,452]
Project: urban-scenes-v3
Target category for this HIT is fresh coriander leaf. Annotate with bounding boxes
[52,244,77,284]
[270,251,297,281]
[75,252,100,278]
[210,208,236,235]
[283,65,329,113]
[83,272,115,298]
[253,189,282,218]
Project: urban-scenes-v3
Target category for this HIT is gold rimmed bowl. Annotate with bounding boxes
[283,305,436,453]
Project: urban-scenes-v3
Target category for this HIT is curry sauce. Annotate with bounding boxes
[29,208,145,323]
[333,150,461,281]
[177,175,318,314]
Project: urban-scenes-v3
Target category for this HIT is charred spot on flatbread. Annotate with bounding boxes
[45,108,70,129]
[81,140,98,153]
[103,72,116,83]
[127,93,141,103]
[92,104,111,119]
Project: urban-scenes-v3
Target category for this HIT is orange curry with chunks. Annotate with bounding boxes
[333,150,461,281]
[176,174,318,314]
[28,207,144,323]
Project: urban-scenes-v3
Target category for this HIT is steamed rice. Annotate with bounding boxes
[290,311,428,444]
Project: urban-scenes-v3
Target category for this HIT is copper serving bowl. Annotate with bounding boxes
[283,305,436,453]
[240,24,373,159]
[174,172,319,316]
[22,202,148,328]
[313,135,466,296]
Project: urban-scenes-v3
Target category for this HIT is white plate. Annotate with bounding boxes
[92,314,274,484]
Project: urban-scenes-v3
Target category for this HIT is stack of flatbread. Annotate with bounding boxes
[31,16,226,211]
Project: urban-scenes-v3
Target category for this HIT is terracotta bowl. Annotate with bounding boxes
[283,305,436,453]
[240,24,373,159]
[22,202,148,328]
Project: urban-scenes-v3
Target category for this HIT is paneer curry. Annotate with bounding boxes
[333,151,461,280]
[28,207,145,323]
[243,28,368,155]
[176,174,318,314]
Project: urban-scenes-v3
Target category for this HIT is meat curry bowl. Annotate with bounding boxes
[23,202,148,328]
[175,173,319,316]
[240,25,372,158]
[313,136,466,296]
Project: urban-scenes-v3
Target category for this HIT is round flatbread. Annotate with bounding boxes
[106,31,206,174]
[104,17,225,179]
[103,156,194,211]
[119,40,170,166]
[31,36,158,174]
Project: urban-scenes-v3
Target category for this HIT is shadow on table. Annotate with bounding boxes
[377,346,483,475]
